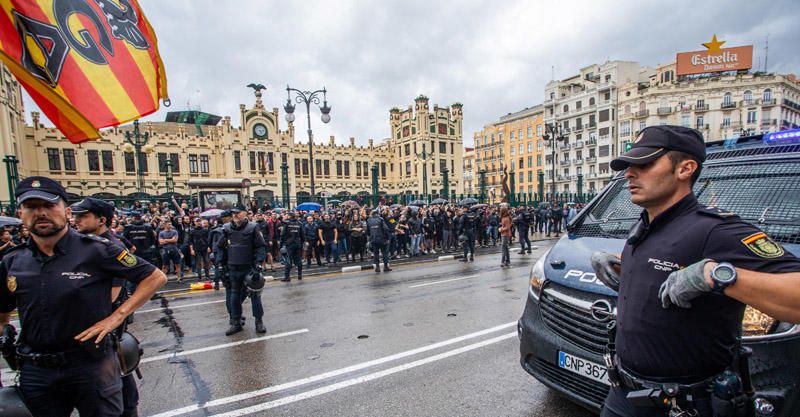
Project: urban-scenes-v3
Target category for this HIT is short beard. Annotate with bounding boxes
[30,223,66,237]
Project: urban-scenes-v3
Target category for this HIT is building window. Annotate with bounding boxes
[681,115,690,128]
[363,162,369,177]
[267,152,274,173]
[294,159,300,176]
[404,144,410,156]
[563,104,569,113]
[124,152,135,172]
[639,120,646,131]
[440,158,447,173]
[381,162,386,178]
[101,150,113,172]
[722,116,731,127]
[696,115,705,129]
[589,97,596,106]
[621,121,631,136]
[343,161,350,176]
[404,161,410,177]
[747,110,757,124]
[47,148,61,171]
[599,145,610,157]
[336,160,343,176]
[576,100,582,110]
[234,151,241,171]
[527,126,533,138]
[536,125,542,136]
[537,155,542,166]
[743,90,752,104]
[257,152,266,172]
[356,162,362,177]
[527,142,533,153]
[199,155,209,174]
[438,141,447,154]
[302,159,309,176]
[723,93,732,106]
[189,154,198,174]
[323,160,330,176]
[763,89,772,102]
[249,151,256,171]
[63,149,76,171]
[510,131,515,141]
[87,150,100,172]
[315,159,322,177]
[157,152,168,173]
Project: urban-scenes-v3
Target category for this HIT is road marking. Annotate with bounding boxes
[211,332,517,417]
[408,275,479,288]
[139,299,226,314]
[141,329,309,364]
[150,321,515,417]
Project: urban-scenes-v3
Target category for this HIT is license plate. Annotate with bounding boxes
[558,351,610,385]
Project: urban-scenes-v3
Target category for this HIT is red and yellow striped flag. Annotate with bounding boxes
[0,0,168,143]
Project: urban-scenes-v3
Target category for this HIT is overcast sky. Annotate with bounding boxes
[22,0,800,147]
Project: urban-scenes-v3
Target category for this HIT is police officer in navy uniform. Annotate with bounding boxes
[123,211,159,269]
[71,197,143,417]
[218,204,267,336]
[279,212,304,282]
[366,209,391,272]
[458,207,478,262]
[0,177,167,417]
[591,126,800,417]
[209,210,232,291]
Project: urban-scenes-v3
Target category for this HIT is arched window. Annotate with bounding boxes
[624,104,631,114]
[743,90,752,103]
[563,104,569,113]
[723,92,732,106]
[638,101,646,111]
[659,98,668,108]
[763,89,772,102]
[589,97,595,106]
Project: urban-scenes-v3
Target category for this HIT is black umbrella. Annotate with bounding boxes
[470,203,488,211]
[408,200,427,207]
[458,197,479,207]
[0,216,21,227]
[430,198,448,205]
[389,203,402,209]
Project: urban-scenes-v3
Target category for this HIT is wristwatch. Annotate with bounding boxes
[710,262,737,294]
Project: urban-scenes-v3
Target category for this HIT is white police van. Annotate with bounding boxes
[517,130,800,416]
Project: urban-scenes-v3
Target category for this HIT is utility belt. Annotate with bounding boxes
[16,338,113,369]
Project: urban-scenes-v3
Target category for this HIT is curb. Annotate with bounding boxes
[437,255,455,261]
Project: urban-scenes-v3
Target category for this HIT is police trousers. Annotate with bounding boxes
[601,385,712,417]
[462,232,475,258]
[225,265,264,324]
[518,227,531,251]
[284,244,302,280]
[371,241,389,267]
[20,351,122,417]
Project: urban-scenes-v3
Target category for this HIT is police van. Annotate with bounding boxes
[517,130,800,416]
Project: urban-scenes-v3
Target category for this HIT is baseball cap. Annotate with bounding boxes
[219,210,233,218]
[610,126,706,171]
[230,204,247,213]
[15,176,68,203]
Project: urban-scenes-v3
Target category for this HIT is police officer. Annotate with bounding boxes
[123,211,159,269]
[302,215,322,267]
[513,208,531,254]
[0,177,167,417]
[366,209,391,272]
[71,197,142,417]
[218,204,267,335]
[591,126,800,417]
[280,212,304,282]
[458,207,478,262]
[209,210,232,291]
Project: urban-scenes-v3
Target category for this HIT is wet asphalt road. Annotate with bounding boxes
[128,239,595,417]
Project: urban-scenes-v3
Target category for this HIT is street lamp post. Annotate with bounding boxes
[441,166,450,200]
[165,159,174,194]
[284,86,332,202]
[543,123,567,201]
[123,120,153,195]
[415,143,434,200]
[3,155,19,213]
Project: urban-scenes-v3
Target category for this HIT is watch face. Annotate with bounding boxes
[716,265,735,282]
[254,124,267,137]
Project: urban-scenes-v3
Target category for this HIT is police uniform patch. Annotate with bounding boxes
[7,276,16,293]
[741,232,784,258]
[116,250,138,267]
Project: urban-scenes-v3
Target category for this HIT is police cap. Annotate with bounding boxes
[70,197,115,225]
[15,176,68,204]
[610,125,706,171]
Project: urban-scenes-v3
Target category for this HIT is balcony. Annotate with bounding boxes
[620,112,633,120]
[761,99,776,107]
[559,143,571,150]
[598,80,615,91]
[761,119,777,127]
[695,104,709,112]
[676,104,692,112]
[586,156,597,163]
[573,125,584,133]
[588,172,598,179]
[599,134,610,141]
[695,124,710,130]
[657,107,672,115]
[557,175,567,181]
[559,159,570,166]
[586,139,597,147]
[720,102,737,110]
[574,140,584,149]
[634,109,650,118]
[587,122,597,130]
[573,158,584,165]
[742,99,759,106]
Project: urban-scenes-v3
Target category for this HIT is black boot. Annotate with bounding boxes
[226,324,243,336]
[384,264,392,272]
[375,266,381,272]
[255,320,266,334]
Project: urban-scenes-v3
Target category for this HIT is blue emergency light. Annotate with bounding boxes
[763,128,800,145]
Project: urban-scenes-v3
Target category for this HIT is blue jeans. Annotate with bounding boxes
[323,241,337,263]
[410,234,422,256]
[226,265,264,324]
[337,238,349,261]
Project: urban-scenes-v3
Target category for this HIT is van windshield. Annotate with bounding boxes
[574,158,800,245]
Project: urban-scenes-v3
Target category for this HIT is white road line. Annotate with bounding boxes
[408,274,479,288]
[139,299,225,314]
[212,332,518,417]
[141,329,309,364]
[150,321,516,417]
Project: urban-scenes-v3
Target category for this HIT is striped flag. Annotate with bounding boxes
[0,0,168,143]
